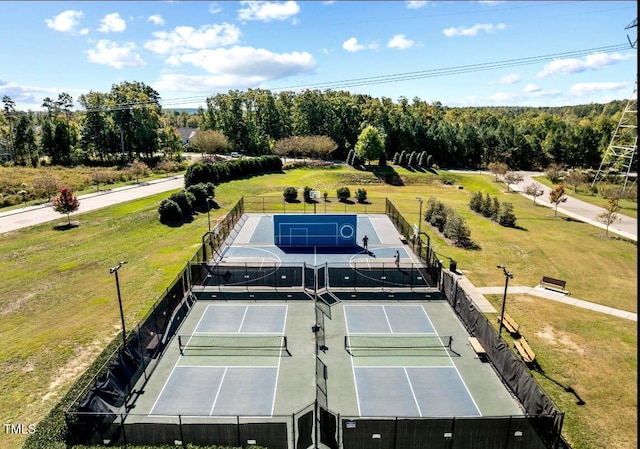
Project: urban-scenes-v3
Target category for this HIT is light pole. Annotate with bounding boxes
[206,196,213,233]
[497,265,513,337]
[416,197,423,235]
[110,261,128,350]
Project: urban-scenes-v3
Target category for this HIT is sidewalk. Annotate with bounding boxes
[453,273,637,322]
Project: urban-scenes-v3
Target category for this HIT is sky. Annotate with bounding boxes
[0,1,637,111]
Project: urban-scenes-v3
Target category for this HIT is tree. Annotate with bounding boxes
[33,173,59,202]
[596,198,621,237]
[503,171,523,192]
[189,129,229,156]
[354,125,384,166]
[2,95,16,161]
[128,160,150,183]
[564,170,586,193]
[523,182,544,205]
[549,185,567,216]
[52,186,80,225]
[487,161,508,181]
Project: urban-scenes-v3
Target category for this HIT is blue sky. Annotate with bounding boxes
[1,1,637,111]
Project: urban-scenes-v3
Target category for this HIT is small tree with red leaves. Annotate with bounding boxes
[52,186,80,225]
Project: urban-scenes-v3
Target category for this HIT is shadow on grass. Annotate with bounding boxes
[160,214,195,228]
[365,165,405,186]
[53,221,80,231]
[535,369,586,406]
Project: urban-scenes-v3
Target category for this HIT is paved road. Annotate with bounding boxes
[0,175,184,234]
[510,171,637,241]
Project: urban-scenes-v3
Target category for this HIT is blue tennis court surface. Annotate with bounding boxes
[150,304,287,417]
[354,367,480,417]
[195,304,287,334]
[150,366,277,416]
[345,305,435,334]
[345,304,480,418]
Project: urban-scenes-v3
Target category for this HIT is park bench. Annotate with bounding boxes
[540,276,568,293]
[497,312,520,336]
[513,337,536,364]
[468,337,486,360]
[399,235,408,244]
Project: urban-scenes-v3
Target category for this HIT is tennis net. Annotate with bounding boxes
[344,334,453,354]
[178,334,290,356]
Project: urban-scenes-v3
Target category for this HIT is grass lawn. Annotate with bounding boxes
[0,164,636,449]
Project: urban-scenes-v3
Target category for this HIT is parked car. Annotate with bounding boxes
[230,152,242,158]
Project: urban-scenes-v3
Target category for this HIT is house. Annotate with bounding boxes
[177,127,197,146]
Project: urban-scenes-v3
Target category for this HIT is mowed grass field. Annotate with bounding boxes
[0,165,636,449]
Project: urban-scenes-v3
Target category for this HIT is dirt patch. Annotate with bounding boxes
[536,325,584,355]
[41,339,106,404]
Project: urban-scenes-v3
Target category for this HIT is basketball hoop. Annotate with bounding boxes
[310,190,321,200]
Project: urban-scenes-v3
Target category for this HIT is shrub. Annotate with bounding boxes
[158,198,183,223]
[469,191,483,212]
[443,215,472,248]
[441,174,456,185]
[169,190,195,216]
[303,185,313,202]
[283,186,298,202]
[336,186,351,201]
[355,188,367,203]
[498,202,517,227]
[186,183,211,206]
[392,152,399,164]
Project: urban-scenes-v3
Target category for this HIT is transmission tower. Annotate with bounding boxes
[592,18,637,194]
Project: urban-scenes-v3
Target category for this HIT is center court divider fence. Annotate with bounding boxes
[64,196,565,449]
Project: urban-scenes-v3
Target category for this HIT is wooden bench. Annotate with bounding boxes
[497,312,520,336]
[399,235,408,244]
[468,337,486,360]
[513,337,536,364]
[540,276,567,293]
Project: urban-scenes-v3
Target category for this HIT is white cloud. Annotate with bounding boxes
[98,13,126,33]
[171,46,315,80]
[523,83,541,93]
[478,1,505,5]
[85,40,146,69]
[499,73,521,84]
[154,73,264,93]
[443,23,506,37]
[209,3,223,14]
[568,82,628,97]
[406,1,430,9]
[45,10,84,33]
[342,37,377,53]
[145,23,241,55]
[237,1,300,22]
[388,34,415,50]
[0,80,84,110]
[148,14,165,26]
[537,52,634,78]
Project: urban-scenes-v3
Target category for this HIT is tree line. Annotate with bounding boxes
[1,85,629,170]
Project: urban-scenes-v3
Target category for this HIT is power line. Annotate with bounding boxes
[81,43,634,113]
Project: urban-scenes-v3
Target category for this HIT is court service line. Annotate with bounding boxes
[344,312,362,417]
[149,364,182,416]
[403,367,423,417]
[237,305,250,333]
[192,304,215,334]
[381,306,394,333]
[430,322,483,417]
[209,367,228,416]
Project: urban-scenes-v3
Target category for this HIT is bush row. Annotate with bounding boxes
[469,191,517,228]
[423,197,474,248]
[158,183,215,223]
[184,155,282,187]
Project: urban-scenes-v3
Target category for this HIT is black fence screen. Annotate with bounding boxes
[440,271,564,448]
